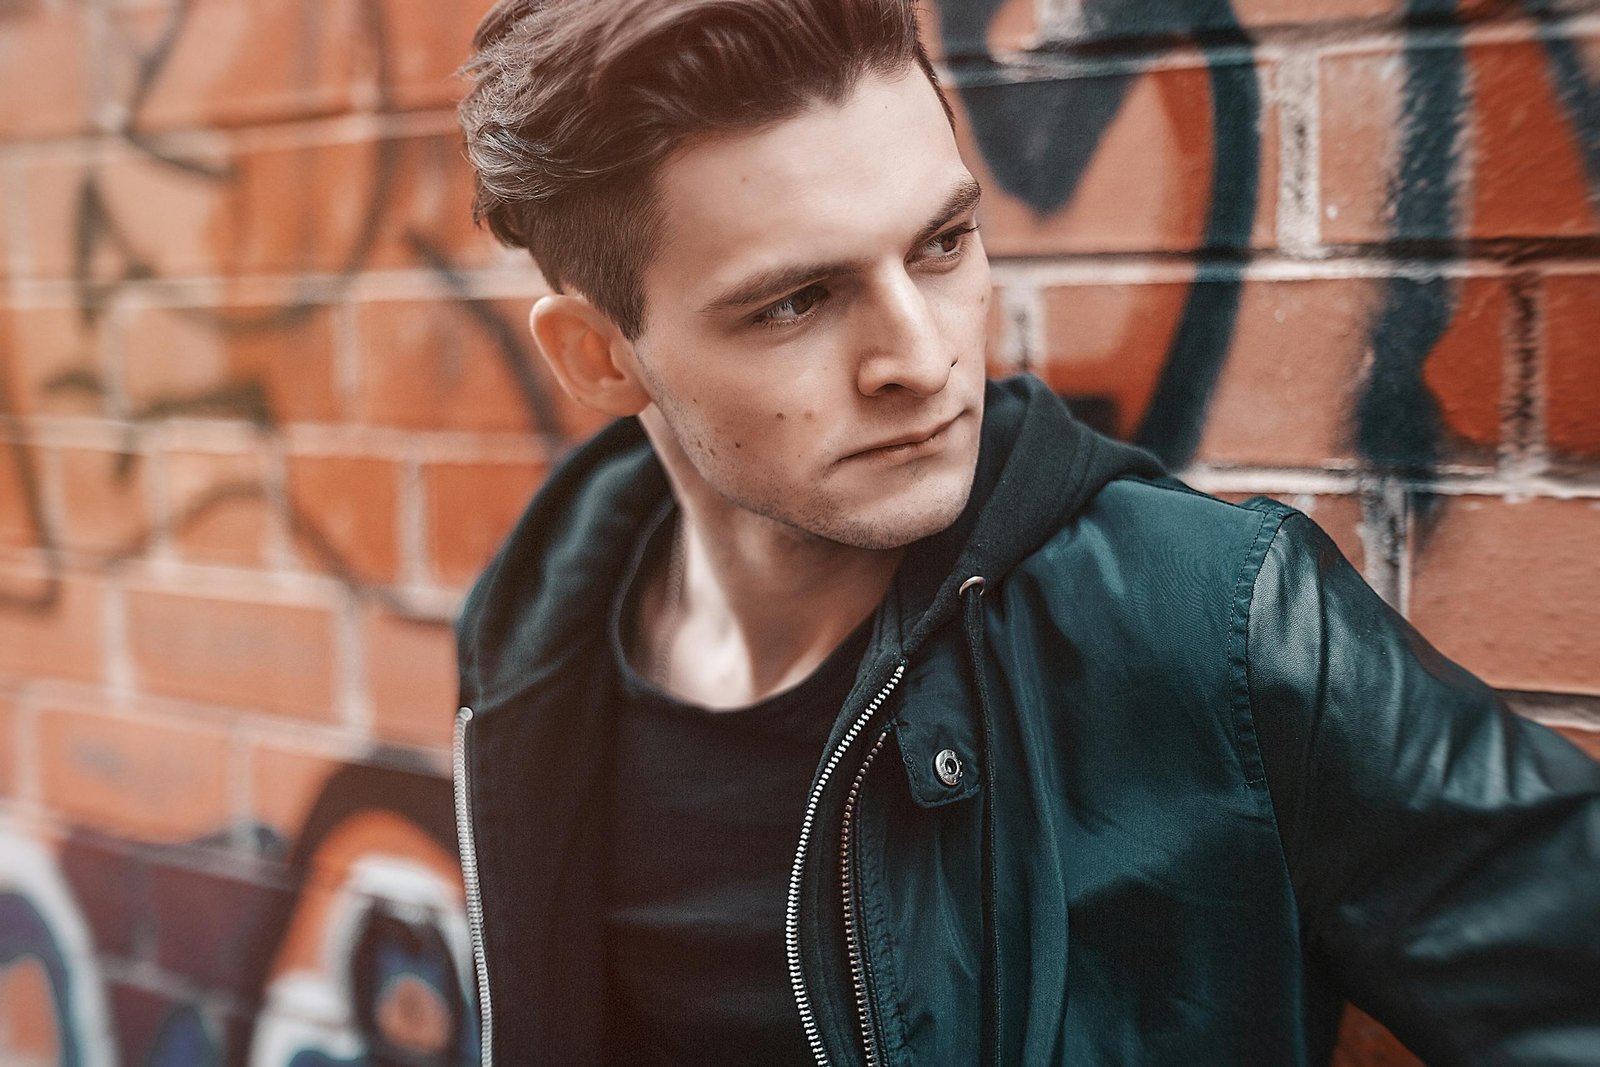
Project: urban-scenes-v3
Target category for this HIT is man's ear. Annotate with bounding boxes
[528,294,651,418]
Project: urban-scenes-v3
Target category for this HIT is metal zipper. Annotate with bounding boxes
[787,662,906,1067]
[841,725,895,1067]
[454,705,495,1067]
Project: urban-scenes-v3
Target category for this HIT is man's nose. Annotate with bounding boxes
[854,272,954,398]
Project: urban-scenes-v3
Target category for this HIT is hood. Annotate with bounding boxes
[454,373,1165,711]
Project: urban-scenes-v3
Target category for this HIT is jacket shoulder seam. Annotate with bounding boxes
[1229,500,1297,789]
[1107,474,1301,519]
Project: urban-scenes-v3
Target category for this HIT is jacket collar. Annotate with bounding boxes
[456,374,1164,719]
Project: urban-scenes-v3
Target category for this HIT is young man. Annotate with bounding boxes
[451,1,1600,1063]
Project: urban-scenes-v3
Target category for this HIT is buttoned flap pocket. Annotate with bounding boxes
[893,650,982,808]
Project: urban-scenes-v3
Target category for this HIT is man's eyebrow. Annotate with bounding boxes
[698,175,984,316]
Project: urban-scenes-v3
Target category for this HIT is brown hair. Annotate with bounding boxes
[458,0,946,339]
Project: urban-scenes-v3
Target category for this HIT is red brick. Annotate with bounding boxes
[1409,496,1600,696]
[0,439,50,551]
[103,0,365,131]
[1553,725,1600,763]
[1318,49,1408,245]
[1235,0,1495,26]
[148,862,288,995]
[18,158,89,281]
[0,569,104,683]
[1039,279,1190,441]
[1235,0,1401,23]
[383,2,488,109]
[0,6,88,138]
[1418,276,1506,460]
[37,706,231,840]
[970,0,1483,50]
[1209,492,1367,577]
[952,59,1277,256]
[1332,1004,1423,1066]
[110,984,252,1067]
[265,827,462,1002]
[3,306,106,418]
[1322,39,1596,244]
[1467,38,1595,242]
[364,134,504,272]
[1195,277,1380,467]
[165,451,274,567]
[288,455,400,584]
[120,303,340,425]
[425,460,546,587]
[356,298,594,438]
[250,745,341,843]
[0,955,61,1062]
[125,590,336,718]
[24,152,234,282]
[355,299,521,432]
[1197,276,1502,467]
[225,133,498,279]
[1301,494,1367,576]
[58,447,149,558]
[224,139,386,277]
[0,688,14,797]
[366,610,456,749]
[60,835,148,959]
[1544,271,1600,462]
[24,134,498,284]
[251,760,460,893]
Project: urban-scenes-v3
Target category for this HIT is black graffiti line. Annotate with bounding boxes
[0,311,64,611]
[1535,29,1600,203]
[72,175,162,329]
[405,230,571,454]
[89,476,442,620]
[79,0,401,336]
[1133,54,1260,467]
[116,0,232,180]
[1354,0,1466,514]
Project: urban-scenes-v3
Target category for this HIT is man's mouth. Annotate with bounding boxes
[847,412,963,461]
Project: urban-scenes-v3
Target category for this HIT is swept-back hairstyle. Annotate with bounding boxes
[458,0,945,339]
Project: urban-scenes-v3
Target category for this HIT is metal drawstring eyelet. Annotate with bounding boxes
[959,575,985,597]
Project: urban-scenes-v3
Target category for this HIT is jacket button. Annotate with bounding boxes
[934,749,963,787]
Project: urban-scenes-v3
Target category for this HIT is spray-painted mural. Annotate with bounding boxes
[0,0,1595,1063]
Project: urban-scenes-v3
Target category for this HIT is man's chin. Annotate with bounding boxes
[815,482,974,552]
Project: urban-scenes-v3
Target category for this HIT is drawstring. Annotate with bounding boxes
[959,575,1001,1066]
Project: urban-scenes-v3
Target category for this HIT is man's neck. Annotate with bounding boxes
[627,497,894,712]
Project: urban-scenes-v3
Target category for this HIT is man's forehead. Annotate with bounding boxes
[644,69,970,301]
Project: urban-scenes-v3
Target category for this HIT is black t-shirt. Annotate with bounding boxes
[602,509,871,1065]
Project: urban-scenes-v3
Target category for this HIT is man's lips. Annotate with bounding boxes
[846,412,962,459]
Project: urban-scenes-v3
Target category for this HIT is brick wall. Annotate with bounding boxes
[0,0,1595,1061]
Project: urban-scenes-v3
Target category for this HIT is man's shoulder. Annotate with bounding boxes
[999,475,1304,673]
[1026,474,1294,584]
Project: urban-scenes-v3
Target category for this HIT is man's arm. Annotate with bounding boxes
[1246,509,1600,1065]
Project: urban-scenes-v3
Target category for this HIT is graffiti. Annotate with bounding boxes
[244,763,476,1066]
[0,761,472,1066]
[0,0,571,618]
[2,0,1596,1064]
[0,830,114,1066]
[935,0,1598,488]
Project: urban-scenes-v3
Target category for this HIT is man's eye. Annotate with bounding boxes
[925,224,978,258]
[755,284,827,327]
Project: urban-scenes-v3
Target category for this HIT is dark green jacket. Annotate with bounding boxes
[454,374,1600,1066]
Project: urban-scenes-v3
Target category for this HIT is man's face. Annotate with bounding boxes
[627,67,990,551]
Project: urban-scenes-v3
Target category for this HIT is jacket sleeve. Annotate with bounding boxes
[1246,509,1600,1066]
